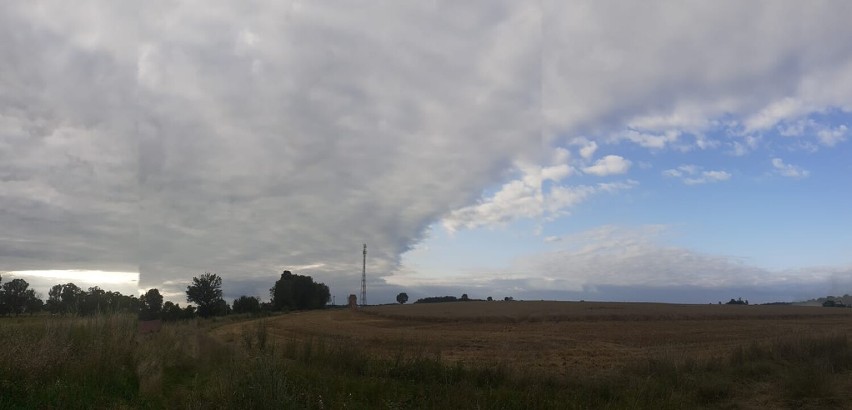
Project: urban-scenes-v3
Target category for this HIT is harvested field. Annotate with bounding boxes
[213,301,852,377]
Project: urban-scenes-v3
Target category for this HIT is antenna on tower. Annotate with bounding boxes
[361,243,367,306]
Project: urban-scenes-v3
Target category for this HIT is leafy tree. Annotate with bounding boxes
[1,279,34,316]
[46,284,81,316]
[47,284,63,314]
[61,283,82,306]
[140,288,164,320]
[186,272,224,318]
[461,293,469,301]
[396,292,409,304]
[0,279,43,316]
[213,299,231,316]
[79,286,107,316]
[487,296,493,302]
[104,290,140,313]
[161,301,182,321]
[24,291,43,315]
[233,295,261,314]
[270,270,330,311]
[157,300,195,321]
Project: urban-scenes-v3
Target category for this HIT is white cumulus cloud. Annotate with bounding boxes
[663,165,731,185]
[772,158,810,178]
[582,155,632,176]
[441,150,634,232]
[817,125,848,146]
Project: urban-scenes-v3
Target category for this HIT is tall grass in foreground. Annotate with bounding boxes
[0,315,138,408]
[2,316,852,409]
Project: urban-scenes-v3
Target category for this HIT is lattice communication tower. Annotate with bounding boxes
[360,243,367,306]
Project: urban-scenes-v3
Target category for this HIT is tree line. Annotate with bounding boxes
[411,293,514,304]
[0,269,330,319]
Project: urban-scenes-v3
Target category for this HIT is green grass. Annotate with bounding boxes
[2,315,852,409]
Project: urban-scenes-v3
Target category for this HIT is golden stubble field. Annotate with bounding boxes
[213,301,852,377]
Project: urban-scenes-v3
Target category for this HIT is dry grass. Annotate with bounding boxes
[4,303,852,408]
[213,301,852,377]
[366,300,852,322]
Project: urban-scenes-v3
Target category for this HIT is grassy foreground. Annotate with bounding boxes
[2,314,852,409]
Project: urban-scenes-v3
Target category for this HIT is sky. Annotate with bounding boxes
[1,1,851,305]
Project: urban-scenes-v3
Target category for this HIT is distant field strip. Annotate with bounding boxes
[212,301,852,377]
[363,301,852,322]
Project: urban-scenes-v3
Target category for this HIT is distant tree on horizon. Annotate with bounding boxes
[160,301,198,321]
[233,295,262,314]
[270,270,330,311]
[822,296,848,308]
[16,282,138,316]
[213,298,231,316]
[161,301,180,321]
[140,288,164,320]
[79,286,107,316]
[47,283,84,315]
[1,278,41,316]
[186,272,225,318]
[396,292,409,304]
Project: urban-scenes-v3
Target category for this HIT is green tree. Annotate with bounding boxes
[182,304,196,319]
[186,272,224,318]
[233,295,261,314]
[47,284,63,314]
[396,292,409,304]
[1,279,34,316]
[104,290,139,314]
[161,301,183,321]
[59,283,83,314]
[140,288,164,320]
[80,286,106,316]
[270,270,330,311]
[24,290,43,314]
[213,299,231,316]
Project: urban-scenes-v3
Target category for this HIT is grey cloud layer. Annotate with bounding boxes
[544,1,852,142]
[3,2,852,300]
[2,2,542,297]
